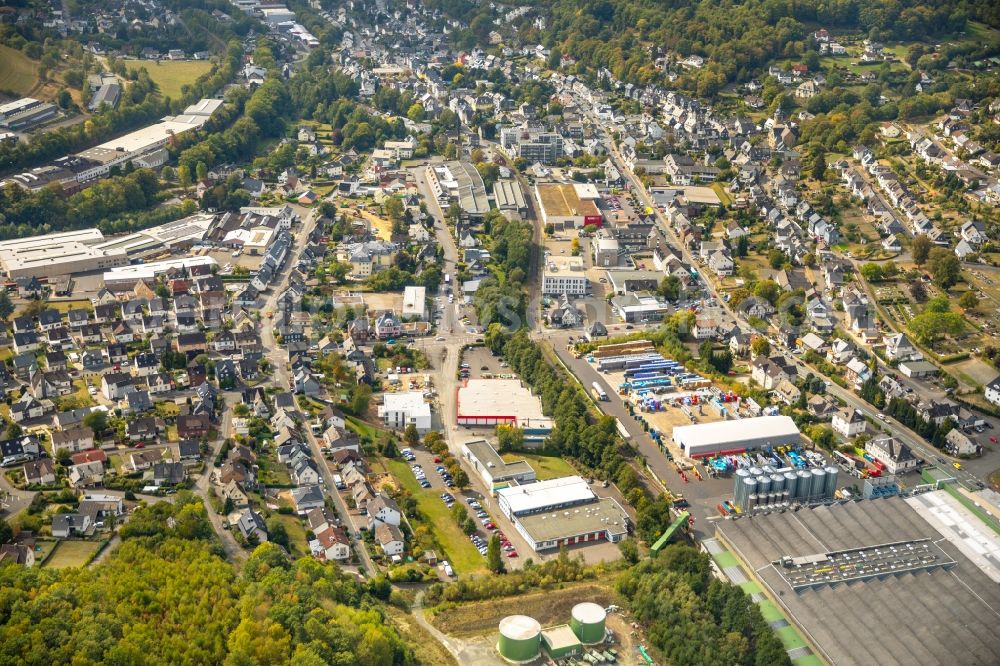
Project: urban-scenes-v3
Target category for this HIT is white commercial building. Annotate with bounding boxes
[0,228,127,279]
[102,256,217,290]
[73,99,223,182]
[461,439,537,488]
[402,285,427,320]
[456,379,553,434]
[379,391,432,432]
[542,256,588,296]
[672,415,800,458]
[496,475,630,552]
[92,212,217,260]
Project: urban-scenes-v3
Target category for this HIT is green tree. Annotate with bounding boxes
[911,235,932,265]
[750,337,770,357]
[618,538,639,564]
[909,281,927,302]
[0,290,12,320]
[958,291,978,311]
[658,275,681,301]
[487,534,504,573]
[810,148,827,181]
[178,164,192,190]
[860,263,884,283]
[403,423,419,447]
[928,249,960,289]
[83,410,108,435]
[266,517,289,551]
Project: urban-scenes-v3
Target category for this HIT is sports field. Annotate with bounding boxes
[121,59,213,99]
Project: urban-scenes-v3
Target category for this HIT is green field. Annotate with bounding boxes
[501,452,577,481]
[121,59,213,99]
[274,513,309,558]
[384,459,486,575]
[0,45,39,96]
[44,540,101,569]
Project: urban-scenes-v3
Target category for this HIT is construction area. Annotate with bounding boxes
[716,494,1000,665]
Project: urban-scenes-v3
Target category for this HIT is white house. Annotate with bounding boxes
[985,376,1000,408]
[866,436,918,474]
[375,522,405,557]
[366,493,401,529]
[832,408,866,438]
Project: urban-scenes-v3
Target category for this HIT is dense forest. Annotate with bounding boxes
[618,545,791,666]
[0,494,415,666]
[438,0,1000,92]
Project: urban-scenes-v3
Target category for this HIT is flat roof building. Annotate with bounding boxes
[716,494,1000,665]
[535,183,603,229]
[672,415,800,458]
[0,228,128,280]
[401,285,427,320]
[379,391,432,433]
[102,256,218,290]
[461,439,537,488]
[456,379,552,434]
[542,256,587,296]
[497,476,595,518]
[515,497,630,552]
[93,212,217,259]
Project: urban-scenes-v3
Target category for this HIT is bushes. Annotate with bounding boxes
[423,554,597,605]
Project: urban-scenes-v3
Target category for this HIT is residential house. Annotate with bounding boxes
[51,427,96,454]
[69,460,105,487]
[367,493,402,529]
[152,461,186,486]
[52,513,91,538]
[22,458,56,485]
[178,414,211,439]
[375,523,405,557]
[290,484,325,513]
[832,408,866,438]
[234,508,268,543]
[314,526,351,560]
[866,436,918,474]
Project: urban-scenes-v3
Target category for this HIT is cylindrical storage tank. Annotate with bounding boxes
[770,473,785,494]
[747,494,758,510]
[796,470,812,499]
[810,468,826,498]
[734,469,750,507]
[756,475,771,495]
[824,466,839,498]
[783,471,798,498]
[570,603,607,644]
[741,477,757,510]
[499,616,541,662]
[782,490,791,504]
[749,467,763,478]
[766,492,777,506]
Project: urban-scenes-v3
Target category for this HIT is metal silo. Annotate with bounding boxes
[767,492,777,506]
[749,466,763,478]
[824,466,839,498]
[740,477,757,510]
[747,494,758,510]
[734,469,750,507]
[783,471,798,498]
[810,468,826,498]
[756,475,771,495]
[782,490,791,504]
[795,470,812,500]
[770,473,785,494]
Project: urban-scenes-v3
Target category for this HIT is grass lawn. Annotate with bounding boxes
[710,182,733,206]
[0,45,39,96]
[274,513,309,558]
[47,300,93,314]
[384,458,486,575]
[120,59,214,99]
[44,540,101,569]
[108,454,126,475]
[346,416,384,440]
[501,452,576,481]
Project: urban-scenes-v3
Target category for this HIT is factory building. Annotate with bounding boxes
[493,179,528,217]
[461,439,537,489]
[535,183,603,229]
[0,229,126,280]
[541,256,588,296]
[425,161,490,221]
[672,415,800,458]
[456,379,553,437]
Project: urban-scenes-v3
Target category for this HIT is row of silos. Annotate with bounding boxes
[733,465,839,511]
[499,604,608,662]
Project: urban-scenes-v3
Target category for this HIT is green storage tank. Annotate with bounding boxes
[498,615,541,662]
[570,602,607,644]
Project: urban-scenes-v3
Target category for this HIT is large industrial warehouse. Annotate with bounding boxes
[534,183,603,229]
[0,229,128,279]
[496,476,631,552]
[716,493,1000,665]
[672,415,800,458]
[456,379,552,436]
